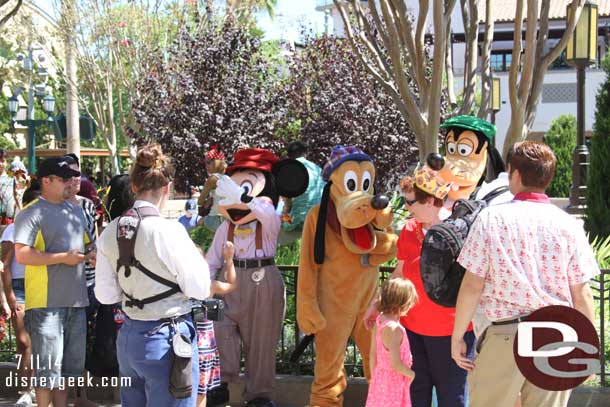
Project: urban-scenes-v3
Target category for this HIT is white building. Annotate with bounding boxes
[316,0,610,152]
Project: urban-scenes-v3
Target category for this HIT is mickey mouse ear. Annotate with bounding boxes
[273,159,309,198]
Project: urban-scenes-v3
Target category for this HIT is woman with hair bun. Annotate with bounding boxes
[95,144,217,406]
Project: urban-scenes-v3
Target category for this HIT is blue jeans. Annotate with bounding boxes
[12,278,25,304]
[117,315,199,407]
[24,307,87,389]
[407,329,475,407]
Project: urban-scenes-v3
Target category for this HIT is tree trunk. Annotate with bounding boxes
[459,0,478,115]
[478,0,494,119]
[63,0,80,158]
[445,18,457,110]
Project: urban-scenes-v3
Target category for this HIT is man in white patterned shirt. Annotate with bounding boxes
[450,141,598,407]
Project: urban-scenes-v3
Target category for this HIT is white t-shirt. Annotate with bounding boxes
[1,223,25,279]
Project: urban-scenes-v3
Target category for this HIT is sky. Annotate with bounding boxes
[255,0,329,41]
[32,0,328,41]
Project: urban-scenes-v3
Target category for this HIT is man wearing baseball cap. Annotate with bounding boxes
[13,156,93,407]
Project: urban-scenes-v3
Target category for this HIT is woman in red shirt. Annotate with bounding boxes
[367,168,475,407]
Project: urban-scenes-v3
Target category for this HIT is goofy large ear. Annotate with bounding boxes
[314,182,332,265]
[273,159,309,198]
[485,144,506,182]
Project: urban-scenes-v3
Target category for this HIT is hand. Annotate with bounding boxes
[216,175,244,206]
[86,251,97,268]
[6,292,21,315]
[64,249,86,266]
[222,241,235,261]
[451,335,474,371]
[1,301,10,319]
[363,302,379,330]
[298,312,327,335]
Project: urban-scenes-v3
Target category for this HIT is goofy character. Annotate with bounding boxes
[432,115,507,204]
[205,148,308,407]
[297,146,398,407]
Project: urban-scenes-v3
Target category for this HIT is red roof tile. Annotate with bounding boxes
[478,0,610,23]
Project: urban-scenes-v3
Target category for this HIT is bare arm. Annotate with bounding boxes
[1,241,14,297]
[369,324,377,373]
[211,242,237,295]
[14,243,85,267]
[451,271,485,371]
[570,282,595,325]
[382,324,415,379]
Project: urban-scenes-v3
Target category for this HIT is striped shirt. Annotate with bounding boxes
[79,196,98,287]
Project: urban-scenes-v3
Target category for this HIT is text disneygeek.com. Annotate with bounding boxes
[5,373,132,390]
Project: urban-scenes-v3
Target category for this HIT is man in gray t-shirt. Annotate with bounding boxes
[14,157,92,407]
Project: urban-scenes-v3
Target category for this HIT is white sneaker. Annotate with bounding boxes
[14,390,34,407]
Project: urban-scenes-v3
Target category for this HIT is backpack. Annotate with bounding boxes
[420,186,509,307]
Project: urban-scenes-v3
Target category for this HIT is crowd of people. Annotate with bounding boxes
[0,116,601,407]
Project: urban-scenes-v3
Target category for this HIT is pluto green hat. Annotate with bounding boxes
[440,115,496,141]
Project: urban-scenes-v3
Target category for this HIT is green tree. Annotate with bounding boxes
[586,56,610,239]
[544,114,576,198]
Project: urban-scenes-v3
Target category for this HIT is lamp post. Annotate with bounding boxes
[565,0,598,216]
[491,76,501,143]
[6,48,55,174]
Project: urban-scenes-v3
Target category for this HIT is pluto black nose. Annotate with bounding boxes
[371,194,389,210]
[426,153,445,171]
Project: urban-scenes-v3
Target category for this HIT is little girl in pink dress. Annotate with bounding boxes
[366,278,419,407]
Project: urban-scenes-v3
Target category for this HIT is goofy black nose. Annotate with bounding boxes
[371,194,389,210]
[426,153,445,171]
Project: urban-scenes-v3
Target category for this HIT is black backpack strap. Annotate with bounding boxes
[481,186,510,203]
[116,206,181,309]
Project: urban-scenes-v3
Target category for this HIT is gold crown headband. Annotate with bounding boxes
[413,167,453,200]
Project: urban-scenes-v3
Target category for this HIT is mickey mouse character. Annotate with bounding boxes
[434,115,506,203]
[205,148,308,407]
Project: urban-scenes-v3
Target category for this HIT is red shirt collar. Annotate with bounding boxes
[513,192,551,204]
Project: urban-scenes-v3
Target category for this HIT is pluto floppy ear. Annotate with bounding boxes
[314,182,332,265]
[273,159,309,198]
[485,144,506,182]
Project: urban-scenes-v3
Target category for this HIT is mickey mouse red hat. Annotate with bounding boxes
[226,148,280,174]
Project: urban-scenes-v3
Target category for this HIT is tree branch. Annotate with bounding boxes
[518,0,539,104]
[0,0,22,28]
[478,0,494,118]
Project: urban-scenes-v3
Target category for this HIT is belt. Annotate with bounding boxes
[491,315,530,326]
[233,258,275,269]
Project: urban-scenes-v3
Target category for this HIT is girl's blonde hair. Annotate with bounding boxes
[377,278,418,315]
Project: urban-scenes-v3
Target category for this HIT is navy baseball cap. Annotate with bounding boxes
[37,157,81,179]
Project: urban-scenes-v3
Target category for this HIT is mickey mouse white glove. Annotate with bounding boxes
[216,175,244,206]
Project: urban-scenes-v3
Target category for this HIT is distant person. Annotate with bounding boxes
[178,199,203,232]
[1,186,41,407]
[198,146,227,232]
[279,141,324,244]
[0,149,16,224]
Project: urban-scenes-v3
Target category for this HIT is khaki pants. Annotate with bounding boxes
[215,264,286,402]
[468,324,571,407]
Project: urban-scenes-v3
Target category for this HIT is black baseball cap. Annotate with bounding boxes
[37,157,81,179]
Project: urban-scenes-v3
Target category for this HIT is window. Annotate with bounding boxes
[491,54,504,71]
[491,52,512,72]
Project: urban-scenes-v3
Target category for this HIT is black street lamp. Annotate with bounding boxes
[565,0,598,216]
[6,48,56,174]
